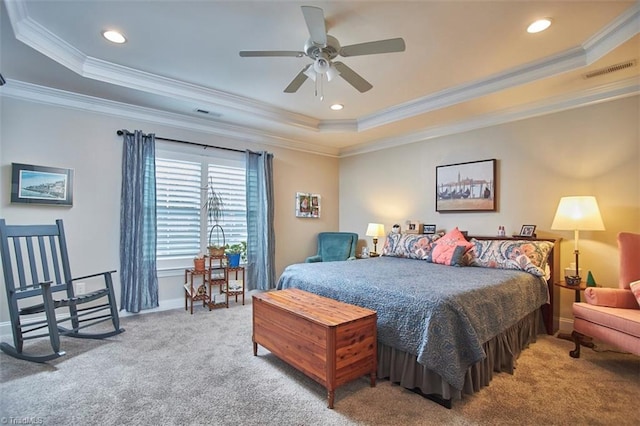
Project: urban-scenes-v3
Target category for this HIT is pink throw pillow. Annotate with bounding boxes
[630,280,640,307]
[428,227,473,266]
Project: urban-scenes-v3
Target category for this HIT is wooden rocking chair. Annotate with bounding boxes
[0,219,124,362]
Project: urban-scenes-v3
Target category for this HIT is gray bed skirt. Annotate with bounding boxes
[377,309,541,408]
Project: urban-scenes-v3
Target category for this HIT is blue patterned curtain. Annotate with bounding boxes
[246,150,275,290]
[120,130,159,312]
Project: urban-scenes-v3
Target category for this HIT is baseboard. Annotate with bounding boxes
[0,297,184,341]
[558,316,575,334]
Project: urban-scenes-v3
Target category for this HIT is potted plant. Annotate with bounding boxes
[193,253,206,272]
[203,177,225,256]
[225,242,246,268]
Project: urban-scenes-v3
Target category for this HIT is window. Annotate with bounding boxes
[155,147,246,272]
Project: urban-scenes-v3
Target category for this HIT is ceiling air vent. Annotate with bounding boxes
[194,108,222,118]
[583,60,636,79]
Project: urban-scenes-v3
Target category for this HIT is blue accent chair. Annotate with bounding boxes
[305,232,359,263]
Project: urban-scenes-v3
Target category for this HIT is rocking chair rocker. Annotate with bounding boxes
[0,219,124,362]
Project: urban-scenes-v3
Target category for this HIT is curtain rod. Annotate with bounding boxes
[116,130,249,154]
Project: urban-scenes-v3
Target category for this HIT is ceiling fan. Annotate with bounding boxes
[239,6,406,98]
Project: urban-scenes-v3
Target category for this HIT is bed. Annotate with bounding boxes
[276,229,557,408]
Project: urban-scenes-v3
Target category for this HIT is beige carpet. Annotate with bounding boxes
[1,291,638,425]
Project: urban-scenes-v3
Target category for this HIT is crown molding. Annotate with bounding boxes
[357,46,587,132]
[4,1,320,132]
[5,0,639,137]
[340,76,640,158]
[357,2,640,132]
[583,2,640,63]
[0,80,340,157]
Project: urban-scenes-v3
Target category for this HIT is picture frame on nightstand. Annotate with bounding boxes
[422,224,437,234]
[519,225,537,237]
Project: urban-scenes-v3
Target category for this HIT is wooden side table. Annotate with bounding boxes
[554,281,594,348]
[225,266,245,305]
[184,268,211,314]
[555,280,587,303]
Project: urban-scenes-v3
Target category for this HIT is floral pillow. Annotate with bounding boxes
[381,233,441,260]
[426,227,473,266]
[466,239,554,277]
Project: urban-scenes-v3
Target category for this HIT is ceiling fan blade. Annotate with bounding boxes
[301,6,327,46]
[340,38,406,57]
[333,62,372,93]
[284,65,312,93]
[239,51,304,58]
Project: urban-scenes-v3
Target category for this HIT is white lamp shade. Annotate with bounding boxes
[303,66,316,81]
[366,223,386,237]
[551,196,605,231]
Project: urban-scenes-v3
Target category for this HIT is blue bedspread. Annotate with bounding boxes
[276,256,549,390]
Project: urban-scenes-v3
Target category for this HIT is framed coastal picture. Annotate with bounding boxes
[11,163,74,206]
[295,192,320,218]
[436,159,496,212]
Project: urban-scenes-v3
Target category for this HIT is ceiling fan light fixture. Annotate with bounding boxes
[303,66,317,81]
[313,57,331,74]
[326,64,340,82]
[102,30,126,44]
[527,18,552,34]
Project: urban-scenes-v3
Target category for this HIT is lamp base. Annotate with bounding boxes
[369,252,380,257]
[565,275,582,286]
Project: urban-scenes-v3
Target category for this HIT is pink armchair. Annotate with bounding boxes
[570,232,640,358]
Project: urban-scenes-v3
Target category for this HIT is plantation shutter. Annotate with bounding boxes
[156,158,201,259]
[208,164,247,247]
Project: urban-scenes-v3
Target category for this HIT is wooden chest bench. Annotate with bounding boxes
[252,288,377,408]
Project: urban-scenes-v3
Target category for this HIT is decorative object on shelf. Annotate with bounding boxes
[360,246,370,258]
[365,223,385,256]
[436,159,496,212]
[194,253,206,272]
[295,192,321,218]
[564,263,582,284]
[422,224,437,234]
[551,195,605,286]
[392,224,401,234]
[11,163,74,206]
[225,242,247,267]
[406,221,422,234]
[519,225,537,237]
[586,270,597,287]
[498,225,506,236]
[203,177,225,251]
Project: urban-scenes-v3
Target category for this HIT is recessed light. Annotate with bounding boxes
[527,18,552,34]
[330,104,343,111]
[102,30,126,44]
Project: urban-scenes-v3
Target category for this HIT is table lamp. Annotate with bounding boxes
[551,196,605,285]
[366,223,386,257]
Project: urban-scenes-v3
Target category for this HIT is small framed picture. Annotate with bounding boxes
[11,163,74,206]
[519,225,537,237]
[406,222,422,234]
[422,224,437,234]
[295,192,320,218]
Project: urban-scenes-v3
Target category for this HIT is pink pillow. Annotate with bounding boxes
[428,227,473,266]
[630,280,640,307]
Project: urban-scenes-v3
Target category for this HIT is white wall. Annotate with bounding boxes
[1,93,638,328]
[0,97,339,321]
[340,95,640,326]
